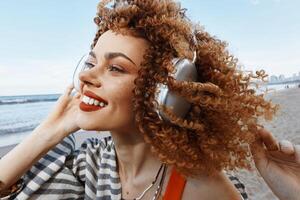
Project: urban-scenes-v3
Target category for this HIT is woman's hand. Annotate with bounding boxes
[41,84,81,137]
[250,128,300,200]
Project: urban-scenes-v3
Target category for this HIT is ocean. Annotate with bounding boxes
[0,82,299,147]
[0,94,60,147]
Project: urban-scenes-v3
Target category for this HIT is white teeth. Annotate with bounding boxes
[82,96,90,104]
[94,100,99,106]
[82,95,107,107]
[89,98,94,105]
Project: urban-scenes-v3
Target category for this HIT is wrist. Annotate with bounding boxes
[32,122,66,146]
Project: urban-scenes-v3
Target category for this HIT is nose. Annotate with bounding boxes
[78,68,101,92]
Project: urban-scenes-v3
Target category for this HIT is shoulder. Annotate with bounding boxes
[78,135,114,151]
[50,134,114,157]
[71,135,115,159]
[64,135,117,183]
[182,171,243,200]
[62,134,115,168]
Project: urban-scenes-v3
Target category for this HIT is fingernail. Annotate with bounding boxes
[279,140,294,154]
[280,140,291,146]
[257,125,264,130]
[294,145,300,163]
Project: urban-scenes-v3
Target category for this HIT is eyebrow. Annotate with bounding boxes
[89,51,136,66]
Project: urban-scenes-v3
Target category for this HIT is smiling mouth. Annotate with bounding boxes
[79,92,108,112]
[79,102,105,112]
[83,90,108,103]
[82,95,107,107]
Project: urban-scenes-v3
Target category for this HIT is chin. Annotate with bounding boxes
[76,114,101,131]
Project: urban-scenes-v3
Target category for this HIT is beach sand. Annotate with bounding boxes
[1,87,299,199]
[235,87,300,200]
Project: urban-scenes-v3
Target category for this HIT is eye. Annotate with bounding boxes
[107,64,124,73]
[84,62,95,69]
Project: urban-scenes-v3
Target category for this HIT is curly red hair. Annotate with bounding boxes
[91,0,278,176]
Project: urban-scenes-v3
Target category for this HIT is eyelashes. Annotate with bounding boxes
[107,65,124,73]
[84,62,94,69]
[84,62,124,73]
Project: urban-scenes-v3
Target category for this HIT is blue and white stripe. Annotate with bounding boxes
[1,134,248,200]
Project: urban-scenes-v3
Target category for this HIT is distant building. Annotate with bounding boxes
[278,74,285,81]
[270,75,278,83]
[293,73,297,81]
[269,72,300,83]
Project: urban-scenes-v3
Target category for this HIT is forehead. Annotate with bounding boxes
[93,30,149,67]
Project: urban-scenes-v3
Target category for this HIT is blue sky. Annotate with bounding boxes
[0,0,299,95]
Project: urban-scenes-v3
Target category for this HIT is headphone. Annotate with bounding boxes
[155,49,198,122]
[73,34,199,122]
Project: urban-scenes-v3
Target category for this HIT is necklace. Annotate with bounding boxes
[151,163,167,200]
[121,163,167,200]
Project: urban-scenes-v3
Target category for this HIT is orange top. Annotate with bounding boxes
[163,167,187,200]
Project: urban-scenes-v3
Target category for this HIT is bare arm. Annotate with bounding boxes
[0,85,81,192]
[0,123,64,191]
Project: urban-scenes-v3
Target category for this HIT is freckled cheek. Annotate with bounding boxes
[120,87,135,106]
[109,83,135,111]
[107,83,133,99]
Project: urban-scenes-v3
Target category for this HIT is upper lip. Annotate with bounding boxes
[83,90,108,104]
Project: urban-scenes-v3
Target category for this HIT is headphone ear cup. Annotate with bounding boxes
[156,58,198,121]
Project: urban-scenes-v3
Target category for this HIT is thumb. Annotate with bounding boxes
[250,137,268,169]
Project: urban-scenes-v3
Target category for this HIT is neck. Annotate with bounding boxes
[110,129,162,182]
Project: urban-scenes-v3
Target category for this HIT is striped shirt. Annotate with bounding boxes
[1,134,248,200]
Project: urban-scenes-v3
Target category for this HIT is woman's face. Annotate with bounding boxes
[76,30,149,132]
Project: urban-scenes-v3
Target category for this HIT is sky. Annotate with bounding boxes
[0,0,299,96]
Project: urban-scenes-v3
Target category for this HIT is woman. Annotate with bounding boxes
[0,0,299,199]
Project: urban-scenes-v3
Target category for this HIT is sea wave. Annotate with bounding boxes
[0,98,57,105]
[0,124,38,135]
[0,94,59,105]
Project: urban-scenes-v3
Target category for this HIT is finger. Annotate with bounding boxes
[70,94,81,106]
[74,93,81,99]
[279,140,295,155]
[258,128,279,151]
[70,89,78,97]
[64,84,74,96]
[58,83,74,106]
[294,145,300,163]
[250,137,268,168]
